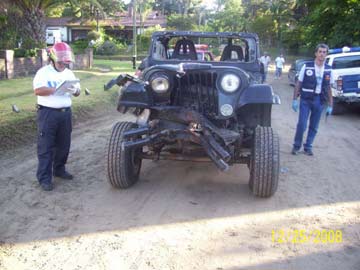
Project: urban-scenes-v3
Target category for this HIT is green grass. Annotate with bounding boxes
[90,59,141,72]
[0,59,135,150]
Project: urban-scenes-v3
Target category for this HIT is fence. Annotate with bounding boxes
[0,48,93,80]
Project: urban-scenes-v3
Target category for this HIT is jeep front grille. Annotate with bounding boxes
[172,71,218,116]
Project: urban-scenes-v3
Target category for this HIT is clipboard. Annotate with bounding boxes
[54,79,80,95]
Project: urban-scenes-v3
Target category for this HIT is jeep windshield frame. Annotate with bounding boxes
[148,31,261,72]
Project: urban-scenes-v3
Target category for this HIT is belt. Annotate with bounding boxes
[37,105,71,112]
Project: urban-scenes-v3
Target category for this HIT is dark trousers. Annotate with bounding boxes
[261,71,268,83]
[293,95,323,151]
[36,107,72,185]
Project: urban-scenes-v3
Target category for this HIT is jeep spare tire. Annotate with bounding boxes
[106,122,142,188]
[249,126,279,197]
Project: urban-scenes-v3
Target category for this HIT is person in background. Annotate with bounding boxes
[275,53,285,79]
[259,51,271,83]
[291,43,333,156]
[33,42,80,191]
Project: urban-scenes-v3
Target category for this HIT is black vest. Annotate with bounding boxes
[301,62,331,103]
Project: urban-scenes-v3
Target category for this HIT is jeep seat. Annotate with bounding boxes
[220,45,244,61]
[172,39,198,60]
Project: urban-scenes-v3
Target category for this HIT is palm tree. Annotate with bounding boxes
[6,0,101,48]
[5,0,64,48]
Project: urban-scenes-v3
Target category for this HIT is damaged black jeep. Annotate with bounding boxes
[104,31,281,197]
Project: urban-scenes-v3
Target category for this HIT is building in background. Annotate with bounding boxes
[45,12,166,44]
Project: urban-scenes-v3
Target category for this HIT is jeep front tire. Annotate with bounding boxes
[249,126,279,197]
[106,122,142,188]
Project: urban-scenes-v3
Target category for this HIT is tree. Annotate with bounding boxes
[137,0,155,50]
[297,0,360,48]
[268,0,295,51]
[167,14,196,30]
[0,5,23,49]
[98,0,125,17]
[3,0,103,48]
[249,15,274,48]
[4,0,65,48]
[152,0,201,15]
[208,0,246,32]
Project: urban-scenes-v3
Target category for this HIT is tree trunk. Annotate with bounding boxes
[21,8,46,48]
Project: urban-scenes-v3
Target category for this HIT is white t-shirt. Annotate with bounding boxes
[298,63,334,94]
[33,64,77,108]
[259,55,271,71]
[275,56,285,68]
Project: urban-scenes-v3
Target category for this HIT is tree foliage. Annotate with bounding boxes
[208,0,245,32]
[298,0,360,48]
[167,14,196,30]
[2,0,66,48]
[0,5,23,49]
[1,0,359,54]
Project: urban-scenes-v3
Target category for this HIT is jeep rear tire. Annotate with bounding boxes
[106,122,142,188]
[249,126,279,197]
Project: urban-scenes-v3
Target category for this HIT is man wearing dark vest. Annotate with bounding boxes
[291,43,333,156]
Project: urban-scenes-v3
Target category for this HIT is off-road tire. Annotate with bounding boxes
[106,122,142,188]
[249,126,279,197]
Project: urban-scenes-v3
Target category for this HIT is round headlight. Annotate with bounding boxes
[150,76,169,93]
[220,74,240,93]
[220,104,234,116]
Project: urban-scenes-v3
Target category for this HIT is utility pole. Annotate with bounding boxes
[96,9,100,32]
[132,0,137,69]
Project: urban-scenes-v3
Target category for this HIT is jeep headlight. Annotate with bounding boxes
[220,74,240,93]
[150,75,169,93]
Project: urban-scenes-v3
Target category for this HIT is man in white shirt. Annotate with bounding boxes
[274,54,285,79]
[33,42,80,191]
[291,44,334,156]
[259,51,271,83]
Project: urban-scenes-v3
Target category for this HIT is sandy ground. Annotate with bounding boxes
[0,70,359,270]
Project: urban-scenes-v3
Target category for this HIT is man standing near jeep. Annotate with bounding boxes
[259,51,271,83]
[291,43,334,156]
[33,42,80,191]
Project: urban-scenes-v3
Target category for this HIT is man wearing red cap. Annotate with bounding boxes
[33,42,80,191]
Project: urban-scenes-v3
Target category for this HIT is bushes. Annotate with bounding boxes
[14,48,38,58]
[94,39,128,56]
[71,39,89,54]
[87,30,101,41]
[95,40,120,55]
[137,25,165,52]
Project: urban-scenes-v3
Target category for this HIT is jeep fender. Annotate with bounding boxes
[118,82,154,110]
[237,84,280,107]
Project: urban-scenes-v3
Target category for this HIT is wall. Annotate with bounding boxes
[73,48,93,70]
[0,59,5,79]
[0,49,93,80]
[13,57,42,77]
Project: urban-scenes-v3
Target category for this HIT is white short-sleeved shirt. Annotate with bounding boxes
[275,57,285,68]
[33,64,77,108]
[259,55,271,71]
[298,63,334,94]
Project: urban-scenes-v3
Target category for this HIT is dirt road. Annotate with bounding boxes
[1,73,359,270]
